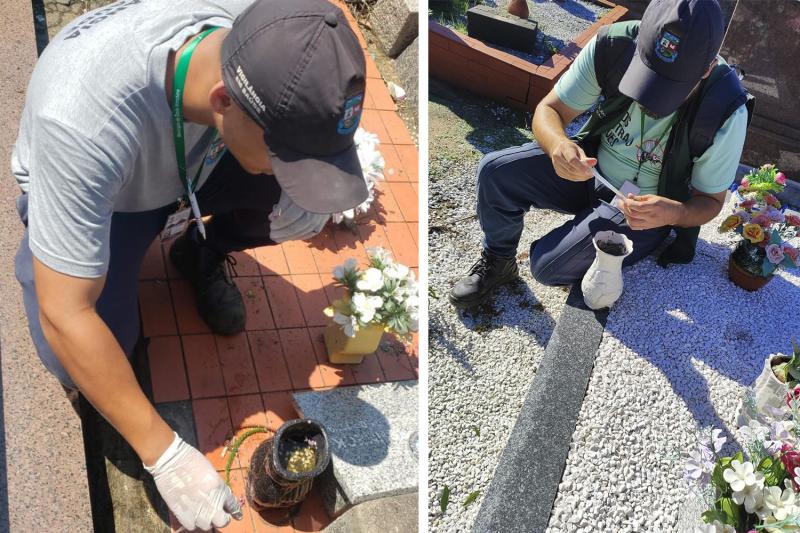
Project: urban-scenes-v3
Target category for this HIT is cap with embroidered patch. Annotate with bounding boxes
[619,0,725,117]
[221,0,368,214]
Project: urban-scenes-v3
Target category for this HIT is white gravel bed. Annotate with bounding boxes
[428,168,573,531]
[546,202,800,533]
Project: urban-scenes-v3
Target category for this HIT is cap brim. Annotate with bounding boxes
[268,142,369,215]
[618,49,698,117]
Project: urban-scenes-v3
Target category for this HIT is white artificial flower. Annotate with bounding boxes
[710,428,726,453]
[723,460,757,492]
[763,515,800,533]
[384,263,410,280]
[764,485,798,521]
[731,472,764,513]
[693,521,736,533]
[366,247,393,265]
[356,267,384,292]
[352,292,383,324]
[333,311,358,337]
[333,257,359,281]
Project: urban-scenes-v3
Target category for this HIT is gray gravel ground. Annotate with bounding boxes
[546,204,800,533]
[427,87,590,532]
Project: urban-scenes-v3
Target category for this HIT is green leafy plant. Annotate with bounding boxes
[772,339,800,385]
[463,491,480,508]
[440,485,451,513]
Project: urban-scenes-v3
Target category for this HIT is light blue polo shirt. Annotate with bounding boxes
[555,35,748,196]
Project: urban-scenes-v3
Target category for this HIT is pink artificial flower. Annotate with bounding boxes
[739,199,756,211]
[787,385,800,407]
[781,444,800,490]
[786,214,800,227]
[776,172,787,185]
[784,244,800,266]
[766,244,785,264]
[764,193,780,207]
[741,177,751,188]
[752,214,772,228]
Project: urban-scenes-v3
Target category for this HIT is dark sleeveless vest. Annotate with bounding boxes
[572,21,755,266]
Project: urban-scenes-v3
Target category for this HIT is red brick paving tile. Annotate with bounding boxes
[290,274,331,328]
[281,240,318,275]
[365,54,381,79]
[216,333,260,396]
[408,223,419,245]
[357,223,395,256]
[350,350,387,384]
[308,326,356,388]
[248,331,293,393]
[140,239,166,280]
[235,277,276,331]
[279,328,326,390]
[384,223,418,267]
[380,144,410,182]
[252,511,295,533]
[230,250,262,277]
[215,468,257,533]
[263,276,306,329]
[193,397,233,471]
[366,78,397,111]
[253,245,289,276]
[183,334,226,398]
[307,228,341,275]
[227,394,269,472]
[361,109,390,145]
[388,182,418,222]
[394,144,419,181]
[321,273,348,305]
[374,334,417,382]
[148,336,190,404]
[372,180,404,223]
[379,110,414,145]
[411,182,418,195]
[331,225,368,263]
[362,87,377,110]
[139,281,178,337]
[262,391,299,431]
[170,279,212,334]
[292,486,331,532]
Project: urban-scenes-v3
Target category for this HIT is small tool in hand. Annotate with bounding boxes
[591,167,627,201]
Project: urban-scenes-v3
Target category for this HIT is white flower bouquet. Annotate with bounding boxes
[685,383,800,532]
[324,247,418,341]
[331,128,385,226]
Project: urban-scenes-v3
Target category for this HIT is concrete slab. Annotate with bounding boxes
[324,492,418,533]
[369,0,418,57]
[0,1,93,531]
[293,381,418,517]
[471,285,608,533]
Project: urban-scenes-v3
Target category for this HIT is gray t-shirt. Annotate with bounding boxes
[11,0,254,278]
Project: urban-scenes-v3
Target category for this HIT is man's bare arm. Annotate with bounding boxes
[33,258,174,465]
[533,88,597,181]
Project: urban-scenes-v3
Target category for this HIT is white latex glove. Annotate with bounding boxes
[144,432,243,532]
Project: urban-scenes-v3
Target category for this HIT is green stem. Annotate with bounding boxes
[224,426,270,486]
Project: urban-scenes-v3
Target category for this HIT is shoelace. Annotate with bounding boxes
[468,254,492,278]
[222,254,238,286]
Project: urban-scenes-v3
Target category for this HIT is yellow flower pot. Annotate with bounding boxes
[323,322,385,365]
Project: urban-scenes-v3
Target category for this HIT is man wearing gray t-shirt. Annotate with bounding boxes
[11,0,367,529]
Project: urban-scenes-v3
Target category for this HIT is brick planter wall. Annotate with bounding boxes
[429,1,628,111]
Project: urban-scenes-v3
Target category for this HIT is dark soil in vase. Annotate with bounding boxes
[597,240,627,256]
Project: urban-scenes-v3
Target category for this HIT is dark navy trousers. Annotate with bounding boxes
[15,151,283,389]
[476,142,671,286]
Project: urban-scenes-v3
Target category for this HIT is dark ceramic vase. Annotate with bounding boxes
[728,241,773,291]
[246,419,330,510]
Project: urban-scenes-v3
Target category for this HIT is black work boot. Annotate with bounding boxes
[449,250,519,309]
[169,228,246,335]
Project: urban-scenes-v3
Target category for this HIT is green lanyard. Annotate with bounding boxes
[633,109,675,184]
[170,26,220,237]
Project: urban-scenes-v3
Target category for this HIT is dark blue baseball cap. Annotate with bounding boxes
[221,0,368,215]
[619,0,725,117]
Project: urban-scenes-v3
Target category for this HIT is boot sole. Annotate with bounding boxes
[447,271,519,309]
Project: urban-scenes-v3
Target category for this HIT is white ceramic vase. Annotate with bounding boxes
[752,355,791,416]
[581,230,633,310]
